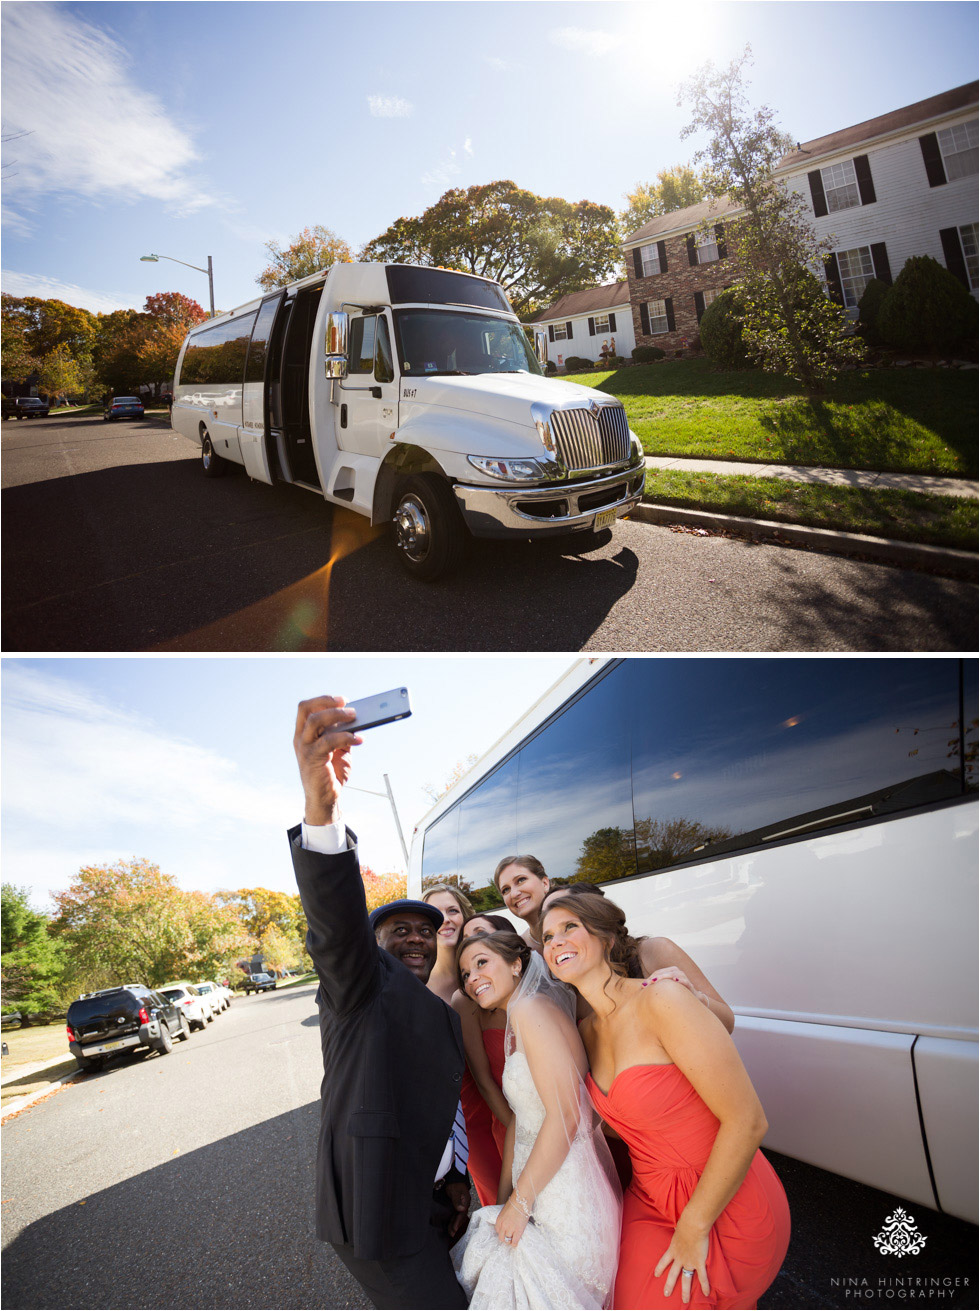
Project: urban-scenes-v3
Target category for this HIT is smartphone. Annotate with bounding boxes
[345,687,412,732]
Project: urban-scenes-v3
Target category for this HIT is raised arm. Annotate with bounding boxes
[639,936,736,1034]
[495,998,586,1247]
[644,981,767,1300]
[451,991,513,1129]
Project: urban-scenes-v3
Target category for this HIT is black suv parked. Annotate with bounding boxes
[66,985,189,1072]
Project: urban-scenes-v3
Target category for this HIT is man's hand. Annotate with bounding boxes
[444,1179,471,1242]
[293,697,363,826]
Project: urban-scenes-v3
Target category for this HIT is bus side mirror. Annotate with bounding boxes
[325,311,349,379]
[534,330,548,367]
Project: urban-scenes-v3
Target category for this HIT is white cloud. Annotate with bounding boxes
[485,56,520,73]
[550,26,623,56]
[421,146,461,192]
[0,269,140,314]
[0,3,215,216]
[367,94,414,118]
[464,138,474,157]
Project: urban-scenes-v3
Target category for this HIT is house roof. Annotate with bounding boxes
[623,197,737,248]
[529,281,630,323]
[775,81,979,172]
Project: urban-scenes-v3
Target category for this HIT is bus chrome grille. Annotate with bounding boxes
[550,403,631,473]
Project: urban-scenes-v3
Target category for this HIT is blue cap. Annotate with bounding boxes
[369,899,443,932]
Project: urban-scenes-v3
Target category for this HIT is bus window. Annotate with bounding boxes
[349,315,378,375]
[375,316,394,383]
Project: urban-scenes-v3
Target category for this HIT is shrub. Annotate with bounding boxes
[878,255,978,356]
[632,345,665,363]
[856,278,890,348]
[545,360,557,375]
[563,356,592,372]
[699,288,750,369]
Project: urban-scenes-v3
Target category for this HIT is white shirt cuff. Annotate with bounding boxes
[300,818,347,854]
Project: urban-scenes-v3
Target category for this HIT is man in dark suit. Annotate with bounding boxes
[290,695,469,1310]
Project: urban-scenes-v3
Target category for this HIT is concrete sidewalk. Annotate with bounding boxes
[645,455,979,499]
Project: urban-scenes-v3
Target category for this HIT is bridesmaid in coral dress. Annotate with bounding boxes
[541,893,790,1310]
[451,913,515,1205]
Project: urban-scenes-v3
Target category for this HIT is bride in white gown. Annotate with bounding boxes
[451,931,621,1310]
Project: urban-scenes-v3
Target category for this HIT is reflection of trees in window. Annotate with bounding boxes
[420,870,504,914]
[633,816,735,874]
[573,826,636,883]
[180,314,256,386]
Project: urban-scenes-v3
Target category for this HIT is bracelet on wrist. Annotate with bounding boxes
[510,1186,533,1219]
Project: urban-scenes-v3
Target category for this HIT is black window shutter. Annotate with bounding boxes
[609,312,617,332]
[548,324,555,342]
[639,302,651,335]
[919,133,947,187]
[854,155,876,205]
[566,321,573,339]
[940,227,970,288]
[686,234,698,265]
[808,170,828,217]
[715,224,727,259]
[823,253,844,304]
[588,317,595,336]
[632,248,643,279]
[665,298,676,332]
[694,291,706,323]
[870,243,892,285]
[657,240,668,273]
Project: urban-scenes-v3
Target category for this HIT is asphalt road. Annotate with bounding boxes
[2,414,975,652]
[2,982,976,1310]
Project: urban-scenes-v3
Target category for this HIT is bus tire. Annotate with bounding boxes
[392,474,466,581]
[201,431,226,478]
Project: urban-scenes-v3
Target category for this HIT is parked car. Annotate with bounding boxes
[194,981,228,1012]
[104,396,145,421]
[159,982,213,1030]
[3,396,50,419]
[243,972,276,994]
[66,985,189,1071]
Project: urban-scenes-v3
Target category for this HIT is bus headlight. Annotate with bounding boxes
[467,455,546,482]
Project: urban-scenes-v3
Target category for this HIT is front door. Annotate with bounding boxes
[338,311,399,460]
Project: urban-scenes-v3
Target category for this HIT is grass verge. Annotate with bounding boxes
[566,360,978,477]
[644,469,978,552]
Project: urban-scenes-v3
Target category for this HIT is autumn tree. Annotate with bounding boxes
[257,224,354,291]
[359,864,408,912]
[573,826,637,883]
[679,48,863,389]
[633,816,734,871]
[92,309,146,395]
[362,181,621,318]
[2,294,98,396]
[35,343,84,403]
[620,164,709,236]
[216,887,306,940]
[1,884,67,1013]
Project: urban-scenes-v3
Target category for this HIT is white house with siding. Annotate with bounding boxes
[528,281,635,369]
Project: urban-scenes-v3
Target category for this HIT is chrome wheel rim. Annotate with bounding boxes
[202,438,212,469]
[393,494,430,563]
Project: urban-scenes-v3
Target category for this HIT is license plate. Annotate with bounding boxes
[594,508,617,530]
[101,1040,125,1051]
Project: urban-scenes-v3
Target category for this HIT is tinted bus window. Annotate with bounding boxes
[386,266,511,312]
[245,298,282,384]
[349,315,378,375]
[421,806,459,886]
[455,756,518,906]
[181,312,257,386]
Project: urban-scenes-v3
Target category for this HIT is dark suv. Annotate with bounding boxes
[2,396,50,419]
[66,985,189,1072]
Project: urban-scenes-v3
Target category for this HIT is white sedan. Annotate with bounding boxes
[159,982,212,1030]
[194,981,228,1013]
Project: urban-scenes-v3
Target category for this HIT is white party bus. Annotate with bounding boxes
[170,263,645,579]
[407,656,979,1224]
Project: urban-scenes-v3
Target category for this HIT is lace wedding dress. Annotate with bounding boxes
[451,1046,621,1309]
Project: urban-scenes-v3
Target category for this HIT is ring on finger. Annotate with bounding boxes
[681,1267,695,1276]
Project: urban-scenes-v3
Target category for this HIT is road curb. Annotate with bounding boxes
[1,1053,74,1086]
[632,502,979,579]
[1,1067,81,1121]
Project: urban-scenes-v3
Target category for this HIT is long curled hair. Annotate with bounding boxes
[455,930,532,992]
[492,853,548,890]
[542,892,645,981]
[422,882,474,919]
[460,911,513,937]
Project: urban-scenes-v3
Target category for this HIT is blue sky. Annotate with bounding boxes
[2,1,977,316]
[0,655,577,910]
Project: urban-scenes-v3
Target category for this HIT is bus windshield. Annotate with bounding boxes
[394,309,543,378]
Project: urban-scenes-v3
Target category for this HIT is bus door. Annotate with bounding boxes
[338,310,398,460]
[240,292,285,485]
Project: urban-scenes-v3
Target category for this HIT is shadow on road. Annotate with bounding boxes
[2,1101,371,1310]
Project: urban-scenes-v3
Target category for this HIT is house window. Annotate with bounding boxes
[702,288,721,309]
[552,323,568,341]
[821,159,861,212]
[835,246,875,308]
[593,313,610,333]
[640,243,661,277]
[647,300,670,334]
[959,223,979,289]
[937,120,978,180]
[696,233,719,264]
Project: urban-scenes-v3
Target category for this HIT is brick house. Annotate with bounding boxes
[621,80,978,355]
[528,281,636,368]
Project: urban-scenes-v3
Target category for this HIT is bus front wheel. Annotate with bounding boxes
[201,432,226,479]
[392,475,466,581]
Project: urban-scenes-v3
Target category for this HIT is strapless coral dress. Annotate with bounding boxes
[587,1064,790,1310]
[460,1027,507,1206]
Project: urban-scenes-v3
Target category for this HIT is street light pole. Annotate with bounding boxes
[345,775,411,872]
[139,252,215,317]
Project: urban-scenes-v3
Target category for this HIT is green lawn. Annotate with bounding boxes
[644,469,978,552]
[565,360,978,477]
